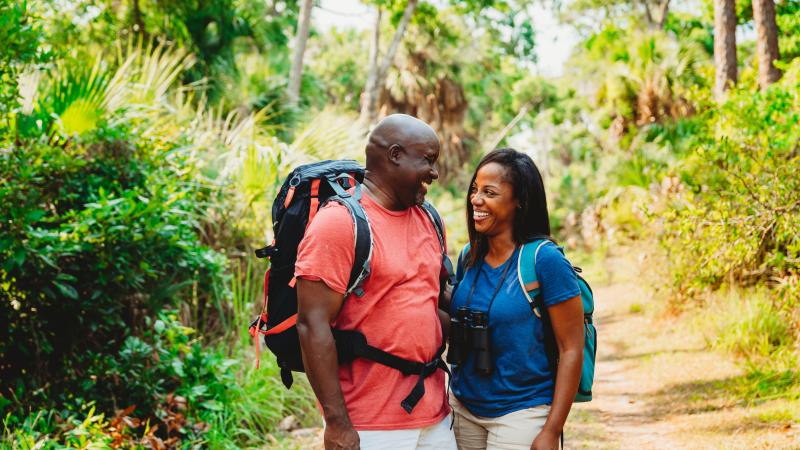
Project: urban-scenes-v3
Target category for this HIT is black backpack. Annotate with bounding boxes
[249,160,454,413]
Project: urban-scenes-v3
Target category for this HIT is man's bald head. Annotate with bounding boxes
[365,114,439,167]
[361,114,441,209]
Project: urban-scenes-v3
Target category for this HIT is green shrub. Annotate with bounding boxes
[0,0,50,119]
[2,309,318,448]
[656,60,800,303]
[0,129,227,416]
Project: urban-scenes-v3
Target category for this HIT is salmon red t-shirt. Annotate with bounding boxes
[294,193,449,430]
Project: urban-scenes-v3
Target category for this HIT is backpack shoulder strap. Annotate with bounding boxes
[521,239,559,373]
[420,202,455,286]
[456,242,471,283]
[325,179,373,297]
[517,239,551,315]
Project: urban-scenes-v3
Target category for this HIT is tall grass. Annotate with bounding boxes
[206,354,318,448]
[229,256,265,348]
[697,287,800,402]
[213,255,318,448]
[705,288,793,363]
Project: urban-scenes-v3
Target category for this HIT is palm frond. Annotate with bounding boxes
[49,55,111,136]
[290,108,367,162]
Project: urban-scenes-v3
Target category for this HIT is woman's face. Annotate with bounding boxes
[470,162,518,238]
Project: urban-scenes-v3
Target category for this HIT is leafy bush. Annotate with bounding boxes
[0,0,49,118]
[2,307,318,448]
[656,61,800,304]
[0,128,227,415]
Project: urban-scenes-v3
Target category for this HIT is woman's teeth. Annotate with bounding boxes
[474,211,489,219]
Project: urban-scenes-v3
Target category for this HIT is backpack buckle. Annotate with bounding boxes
[254,245,277,259]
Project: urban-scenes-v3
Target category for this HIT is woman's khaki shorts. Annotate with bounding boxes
[450,397,551,450]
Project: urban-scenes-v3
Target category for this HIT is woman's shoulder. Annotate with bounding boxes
[526,240,571,272]
[534,240,564,259]
[528,240,580,304]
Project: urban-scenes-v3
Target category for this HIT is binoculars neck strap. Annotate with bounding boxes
[464,246,519,316]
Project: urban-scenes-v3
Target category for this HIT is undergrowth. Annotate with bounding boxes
[691,286,800,404]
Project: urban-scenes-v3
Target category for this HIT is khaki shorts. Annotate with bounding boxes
[450,397,551,450]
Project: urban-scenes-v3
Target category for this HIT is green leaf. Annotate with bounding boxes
[25,209,46,221]
[171,359,185,377]
[54,281,78,299]
[201,400,223,411]
[56,273,78,282]
[154,319,166,335]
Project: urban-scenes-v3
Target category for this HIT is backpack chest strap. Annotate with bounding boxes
[332,329,449,414]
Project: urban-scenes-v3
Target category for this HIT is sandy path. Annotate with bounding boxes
[564,263,800,449]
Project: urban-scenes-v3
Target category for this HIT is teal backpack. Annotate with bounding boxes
[519,239,596,402]
[457,239,596,402]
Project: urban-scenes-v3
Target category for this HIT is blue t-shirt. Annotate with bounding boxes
[450,242,580,417]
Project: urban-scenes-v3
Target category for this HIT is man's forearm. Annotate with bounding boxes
[296,320,351,426]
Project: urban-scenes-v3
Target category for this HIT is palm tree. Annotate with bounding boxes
[583,30,703,136]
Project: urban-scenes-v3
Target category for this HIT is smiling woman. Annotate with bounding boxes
[465,148,551,268]
[470,162,519,245]
[450,148,585,450]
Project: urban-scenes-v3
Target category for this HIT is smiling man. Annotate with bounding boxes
[294,114,456,450]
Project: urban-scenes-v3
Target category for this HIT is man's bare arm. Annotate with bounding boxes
[296,278,359,450]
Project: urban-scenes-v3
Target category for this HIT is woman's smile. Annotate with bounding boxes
[470,162,517,238]
[473,210,489,221]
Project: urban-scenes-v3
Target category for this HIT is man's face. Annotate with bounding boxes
[393,138,440,207]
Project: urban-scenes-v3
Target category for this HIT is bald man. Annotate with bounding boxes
[295,114,456,450]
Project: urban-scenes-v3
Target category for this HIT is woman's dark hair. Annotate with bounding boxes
[465,148,551,268]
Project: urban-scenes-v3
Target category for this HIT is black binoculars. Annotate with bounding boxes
[447,306,492,375]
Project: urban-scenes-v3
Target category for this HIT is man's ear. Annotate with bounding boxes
[387,144,403,166]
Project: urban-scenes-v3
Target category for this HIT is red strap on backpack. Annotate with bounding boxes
[249,268,299,368]
[306,179,321,231]
[249,269,271,368]
[283,186,296,209]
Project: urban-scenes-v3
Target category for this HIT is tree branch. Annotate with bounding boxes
[485,101,533,152]
[359,0,418,123]
[377,0,418,84]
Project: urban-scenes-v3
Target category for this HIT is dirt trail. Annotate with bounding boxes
[564,257,800,449]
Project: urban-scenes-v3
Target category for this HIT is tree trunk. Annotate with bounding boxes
[752,0,782,88]
[361,7,382,124]
[642,0,670,30]
[656,0,670,29]
[485,101,533,153]
[131,0,146,36]
[287,0,313,107]
[714,0,738,101]
[359,0,418,124]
